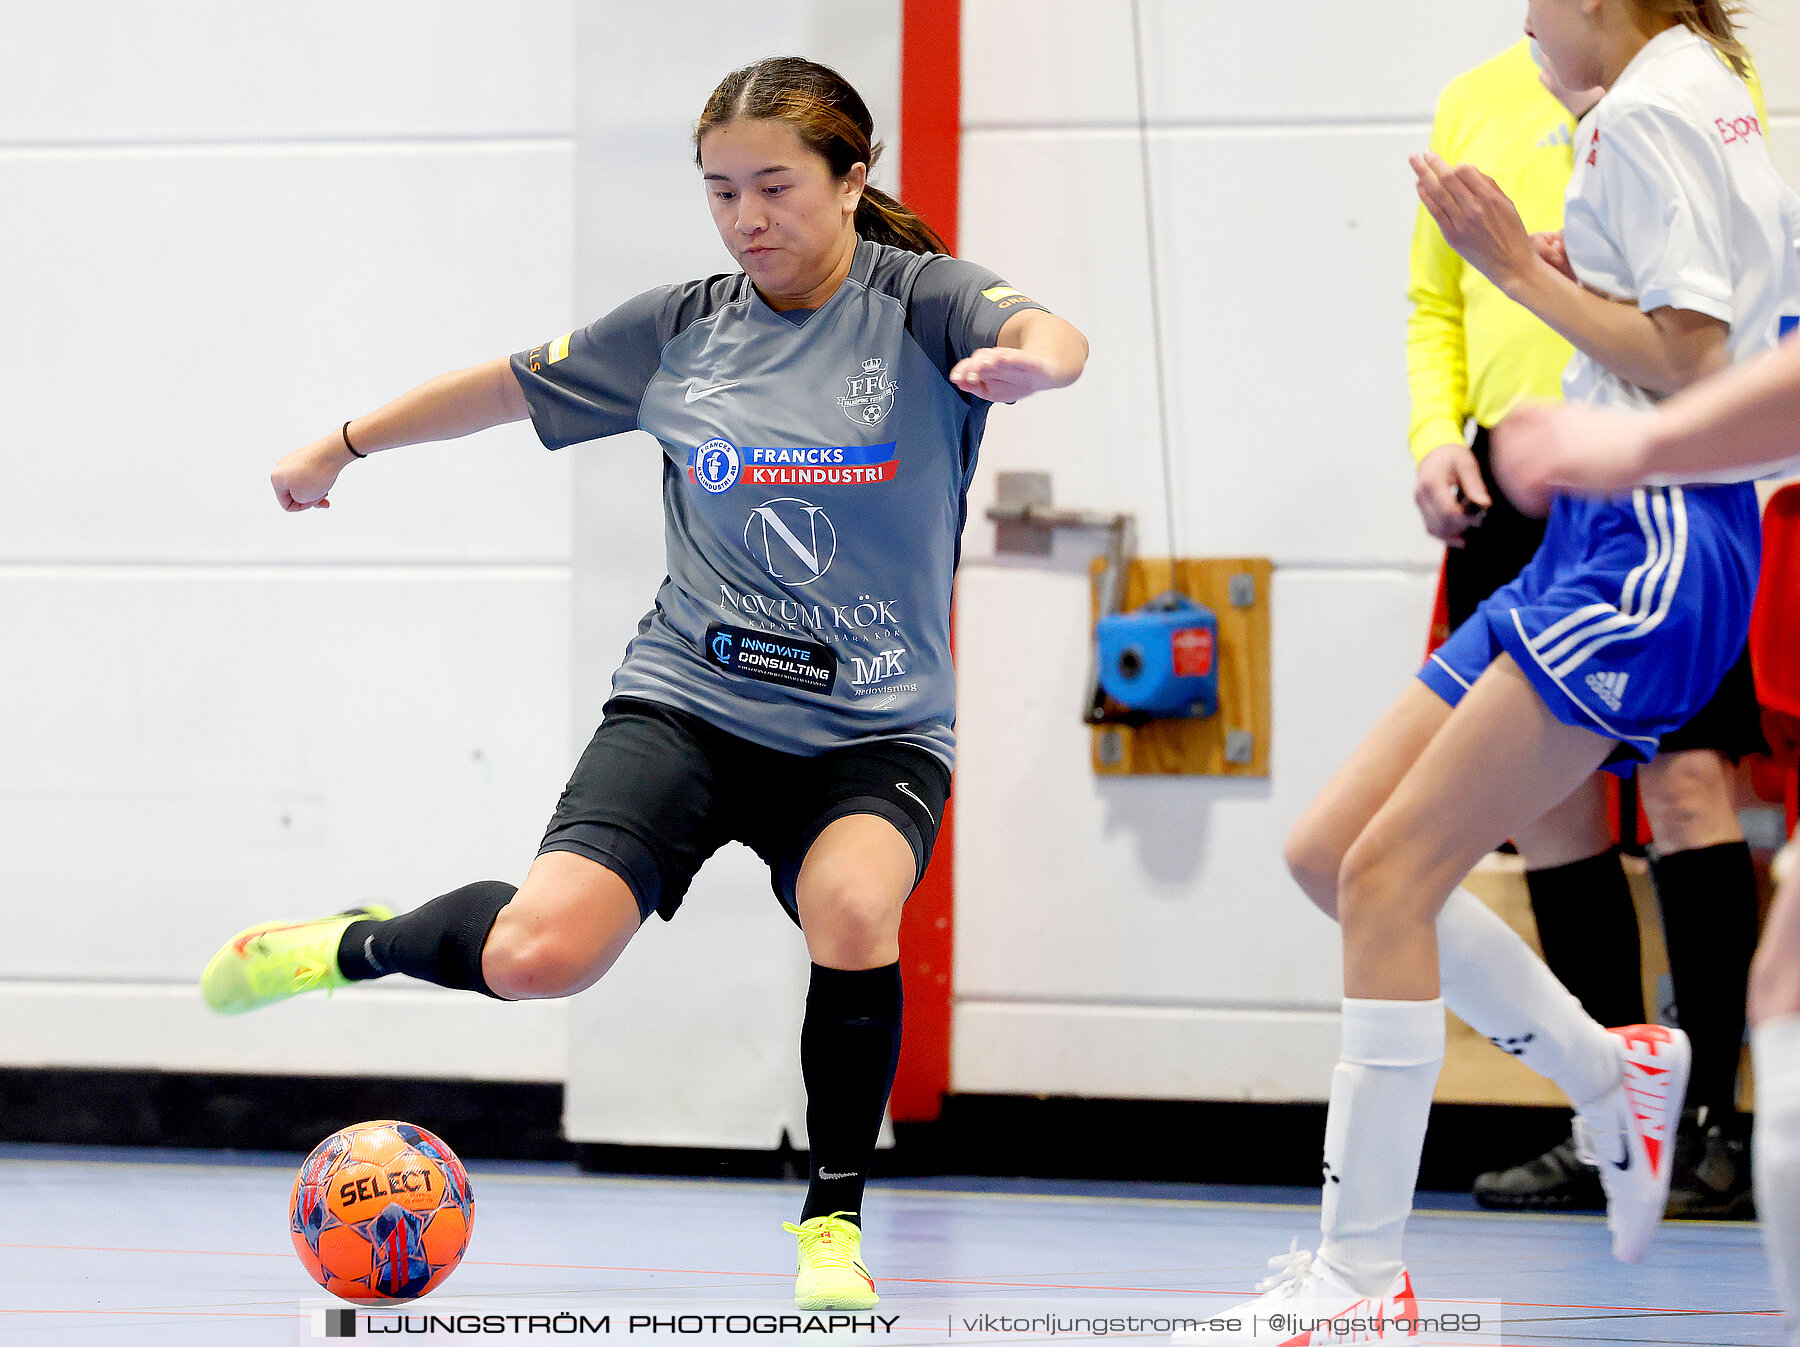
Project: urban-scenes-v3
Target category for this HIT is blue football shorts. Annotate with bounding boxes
[1419,483,1760,771]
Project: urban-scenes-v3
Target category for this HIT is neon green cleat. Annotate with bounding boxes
[782,1211,878,1310]
[200,905,394,1015]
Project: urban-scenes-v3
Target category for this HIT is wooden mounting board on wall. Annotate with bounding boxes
[1088,556,1273,777]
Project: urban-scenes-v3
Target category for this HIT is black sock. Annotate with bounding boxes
[335,881,516,999]
[1653,840,1758,1118]
[800,962,902,1226]
[1525,847,1646,1028]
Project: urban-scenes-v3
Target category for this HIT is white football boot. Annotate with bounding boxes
[1573,1024,1692,1263]
[1173,1241,1420,1344]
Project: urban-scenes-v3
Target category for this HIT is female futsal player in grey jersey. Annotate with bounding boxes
[199,56,1087,1310]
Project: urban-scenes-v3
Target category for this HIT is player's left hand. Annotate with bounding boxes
[950,347,1062,402]
[1492,400,1656,515]
[1412,152,1538,292]
[1531,230,1574,282]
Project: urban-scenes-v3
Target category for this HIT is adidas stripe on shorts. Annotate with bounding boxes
[1419,482,1760,771]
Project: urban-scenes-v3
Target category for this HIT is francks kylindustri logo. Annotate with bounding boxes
[693,438,742,494]
[688,440,898,489]
[838,357,897,427]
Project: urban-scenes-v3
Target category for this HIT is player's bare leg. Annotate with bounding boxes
[1209,657,1687,1347]
[1283,679,1452,919]
[202,849,642,1014]
[796,813,914,970]
[481,851,643,999]
[1337,656,1613,1001]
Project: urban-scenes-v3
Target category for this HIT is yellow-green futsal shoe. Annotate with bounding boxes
[782,1211,878,1310]
[200,905,393,1015]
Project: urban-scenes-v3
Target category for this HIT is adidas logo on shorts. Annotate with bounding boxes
[1585,670,1630,712]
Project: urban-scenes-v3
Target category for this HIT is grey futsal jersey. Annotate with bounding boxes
[512,239,1047,766]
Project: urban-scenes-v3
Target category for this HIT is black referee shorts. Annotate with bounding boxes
[1443,427,1550,633]
[537,697,950,924]
[1446,425,1766,763]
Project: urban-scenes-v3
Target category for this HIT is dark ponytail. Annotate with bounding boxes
[856,185,948,253]
[695,56,949,256]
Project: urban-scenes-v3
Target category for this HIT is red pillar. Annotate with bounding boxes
[890,0,961,1125]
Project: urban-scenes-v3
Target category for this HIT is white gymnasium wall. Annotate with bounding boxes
[7,0,1793,1125]
[951,1,1800,1102]
[0,4,579,1079]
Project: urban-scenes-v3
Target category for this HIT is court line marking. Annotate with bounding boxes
[3,1160,1772,1335]
[0,1241,1776,1319]
[0,1153,1631,1225]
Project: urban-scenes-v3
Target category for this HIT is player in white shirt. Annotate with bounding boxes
[1499,329,1800,1347]
[1178,5,1799,1342]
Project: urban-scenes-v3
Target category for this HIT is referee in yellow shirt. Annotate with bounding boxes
[1409,38,1764,1219]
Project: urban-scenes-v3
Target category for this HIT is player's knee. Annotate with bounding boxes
[1335,832,1413,933]
[802,872,903,966]
[482,920,604,1001]
[1639,752,1735,849]
[1637,782,1705,838]
[1283,822,1343,919]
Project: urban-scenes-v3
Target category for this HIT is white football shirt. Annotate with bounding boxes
[1563,26,1800,480]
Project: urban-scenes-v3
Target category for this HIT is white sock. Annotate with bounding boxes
[1754,1015,1800,1347]
[1436,887,1622,1115]
[1317,997,1444,1295]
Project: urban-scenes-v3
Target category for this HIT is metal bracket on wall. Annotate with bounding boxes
[987,472,1135,561]
[986,472,1138,725]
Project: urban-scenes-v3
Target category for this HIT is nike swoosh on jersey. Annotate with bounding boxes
[684,380,743,402]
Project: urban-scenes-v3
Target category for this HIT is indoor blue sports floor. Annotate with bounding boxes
[0,1145,1778,1345]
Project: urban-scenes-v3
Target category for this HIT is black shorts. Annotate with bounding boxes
[1445,425,1765,763]
[537,697,951,924]
[1442,426,1549,633]
[1658,643,1767,763]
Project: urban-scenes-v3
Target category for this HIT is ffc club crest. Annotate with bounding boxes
[837,357,897,427]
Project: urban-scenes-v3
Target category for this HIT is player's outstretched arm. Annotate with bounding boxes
[1642,335,1800,478]
[949,308,1089,403]
[1411,152,1729,395]
[1495,336,1800,503]
[271,357,531,512]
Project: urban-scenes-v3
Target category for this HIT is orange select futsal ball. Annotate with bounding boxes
[290,1120,474,1303]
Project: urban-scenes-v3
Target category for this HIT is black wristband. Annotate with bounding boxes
[341,420,367,459]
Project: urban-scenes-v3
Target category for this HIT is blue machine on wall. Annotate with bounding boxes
[1096,591,1219,719]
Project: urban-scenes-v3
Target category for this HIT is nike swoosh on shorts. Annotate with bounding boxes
[895,782,935,824]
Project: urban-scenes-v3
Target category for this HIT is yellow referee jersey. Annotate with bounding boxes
[1406,38,1769,464]
[1408,41,1577,463]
